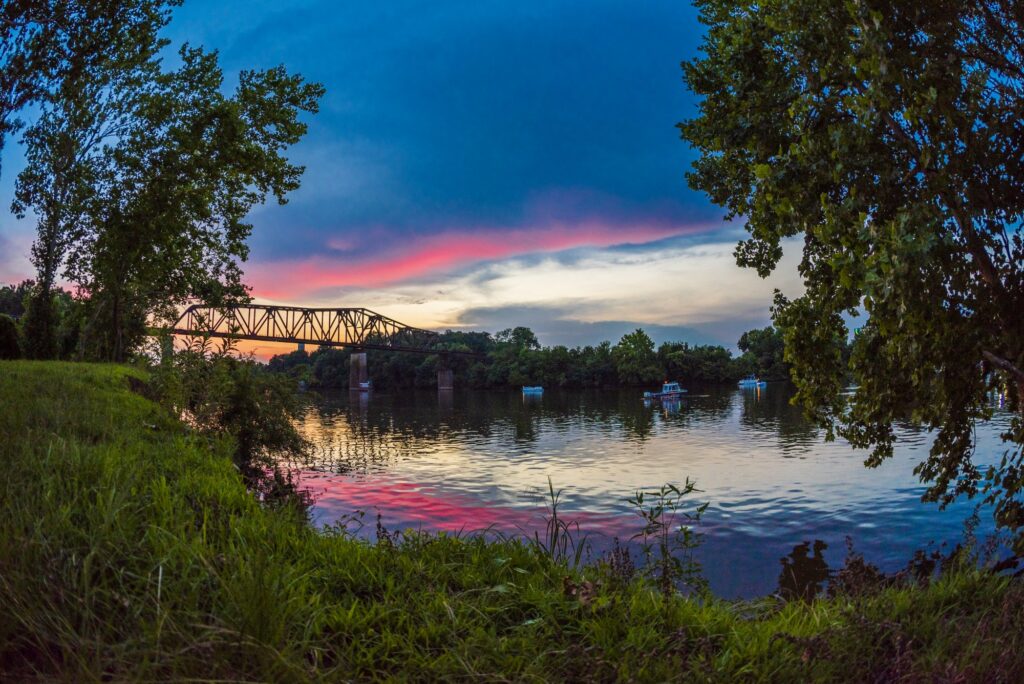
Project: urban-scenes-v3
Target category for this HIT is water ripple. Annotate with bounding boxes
[294,385,1013,598]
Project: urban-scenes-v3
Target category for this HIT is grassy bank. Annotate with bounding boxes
[1,361,1021,681]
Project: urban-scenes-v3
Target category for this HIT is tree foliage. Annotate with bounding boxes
[0,1,181,177]
[681,0,1024,536]
[659,341,739,384]
[0,280,32,318]
[70,48,323,360]
[612,329,662,386]
[10,4,324,361]
[738,326,790,381]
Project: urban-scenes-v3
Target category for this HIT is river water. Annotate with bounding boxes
[293,383,1013,598]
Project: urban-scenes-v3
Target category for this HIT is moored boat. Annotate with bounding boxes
[643,381,687,399]
[737,375,766,388]
[522,386,544,394]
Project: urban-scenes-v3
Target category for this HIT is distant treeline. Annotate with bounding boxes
[268,325,798,390]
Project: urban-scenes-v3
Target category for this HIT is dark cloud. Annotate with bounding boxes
[165,1,716,263]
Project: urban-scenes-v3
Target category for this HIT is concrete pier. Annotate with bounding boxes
[437,367,454,391]
[349,352,368,390]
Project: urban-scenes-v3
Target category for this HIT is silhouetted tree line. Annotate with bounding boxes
[267,325,799,391]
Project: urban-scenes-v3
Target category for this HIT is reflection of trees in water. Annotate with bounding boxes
[296,386,823,474]
[738,384,819,448]
[614,391,656,441]
[777,540,830,601]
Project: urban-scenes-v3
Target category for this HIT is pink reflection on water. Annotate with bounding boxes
[299,470,639,540]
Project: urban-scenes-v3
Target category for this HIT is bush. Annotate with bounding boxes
[151,336,311,513]
[0,314,20,359]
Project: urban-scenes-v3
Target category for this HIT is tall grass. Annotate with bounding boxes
[1,360,1022,681]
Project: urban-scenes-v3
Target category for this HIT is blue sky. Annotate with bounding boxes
[0,1,803,352]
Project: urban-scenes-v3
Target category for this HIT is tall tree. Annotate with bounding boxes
[681,1,1024,536]
[7,0,178,357]
[60,47,324,360]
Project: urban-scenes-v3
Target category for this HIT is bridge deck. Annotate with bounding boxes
[166,304,483,357]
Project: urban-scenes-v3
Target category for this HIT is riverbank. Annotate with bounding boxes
[1,361,1020,681]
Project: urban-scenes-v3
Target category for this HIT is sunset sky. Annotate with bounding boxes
[0,0,803,352]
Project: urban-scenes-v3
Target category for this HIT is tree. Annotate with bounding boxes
[19,286,59,359]
[612,329,662,386]
[659,342,743,384]
[0,280,32,317]
[495,326,540,351]
[61,47,322,360]
[10,3,169,358]
[737,327,788,381]
[681,1,1024,536]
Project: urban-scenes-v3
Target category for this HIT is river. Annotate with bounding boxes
[292,383,1013,598]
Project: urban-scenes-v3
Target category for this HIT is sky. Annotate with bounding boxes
[0,0,804,354]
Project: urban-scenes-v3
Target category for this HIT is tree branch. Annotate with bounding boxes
[983,350,1024,385]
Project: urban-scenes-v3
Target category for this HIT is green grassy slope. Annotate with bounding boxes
[0,361,1020,681]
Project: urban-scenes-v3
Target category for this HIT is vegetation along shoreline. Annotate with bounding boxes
[2,360,1022,681]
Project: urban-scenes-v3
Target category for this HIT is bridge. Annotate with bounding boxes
[168,303,481,390]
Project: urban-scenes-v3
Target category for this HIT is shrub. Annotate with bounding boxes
[0,314,20,359]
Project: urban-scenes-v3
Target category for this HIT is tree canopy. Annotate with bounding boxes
[0,1,181,177]
[7,2,323,360]
[681,0,1024,536]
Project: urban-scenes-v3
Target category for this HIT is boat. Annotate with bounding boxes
[737,375,766,388]
[643,381,687,399]
[357,380,373,392]
[522,386,544,394]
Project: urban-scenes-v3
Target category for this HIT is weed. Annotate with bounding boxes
[627,479,708,596]
[529,477,589,567]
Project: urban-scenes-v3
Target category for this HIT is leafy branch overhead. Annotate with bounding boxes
[681,0,1024,536]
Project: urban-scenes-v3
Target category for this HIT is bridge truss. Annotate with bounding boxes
[169,304,451,354]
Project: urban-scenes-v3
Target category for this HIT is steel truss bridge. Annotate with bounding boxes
[169,303,477,356]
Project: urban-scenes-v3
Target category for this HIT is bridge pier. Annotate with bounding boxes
[437,354,454,391]
[349,352,368,390]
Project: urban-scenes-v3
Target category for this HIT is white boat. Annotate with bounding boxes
[737,375,766,388]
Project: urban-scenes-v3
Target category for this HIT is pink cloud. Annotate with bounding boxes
[246,221,715,300]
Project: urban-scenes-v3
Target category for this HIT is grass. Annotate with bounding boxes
[1,360,1022,681]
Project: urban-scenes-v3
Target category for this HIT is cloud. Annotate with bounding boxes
[248,233,805,348]
[450,303,726,347]
[163,0,714,266]
[244,221,718,299]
